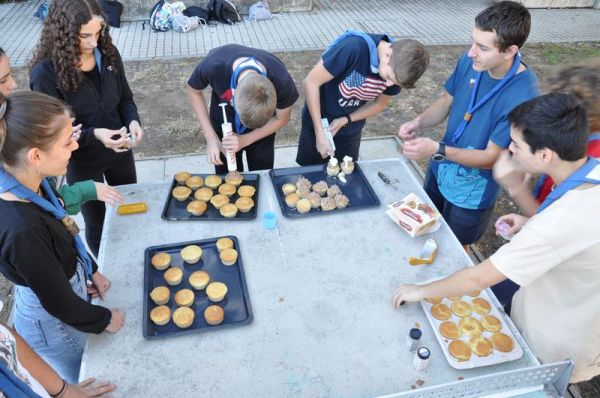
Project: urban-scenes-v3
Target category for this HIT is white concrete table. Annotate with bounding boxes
[81,158,539,397]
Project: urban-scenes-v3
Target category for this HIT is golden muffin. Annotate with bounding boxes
[194,187,214,202]
[235,197,254,213]
[151,252,171,270]
[470,336,493,357]
[174,171,191,185]
[472,298,491,315]
[218,183,237,197]
[174,288,195,307]
[173,306,195,328]
[216,237,234,252]
[296,198,312,214]
[492,332,514,353]
[237,185,256,198]
[150,305,171,326]
[281,183,297,195]
[206,282,228,302]
[189,270,210,290]
[220,203,238,218]
[187,200,207,216]
[180,245,202,264]
[285,193,300,208]
[164,267,183,286]
[220,248,238,266]
[172,186,192,202]
[424,297,443,305]
[210,194,230,209]
[448,340,471,362]
[439,321,462,340]
[185,176,203,190]
[225,173,244,187]
[204,305,225,326]
[448,296,462,301]
[467,290,481,297]
[481,315,502,333]
[458,317,483,337]
[451,300,473,318]
[205,175,222,189]
[431,303,452,320]
[150,286,170,305]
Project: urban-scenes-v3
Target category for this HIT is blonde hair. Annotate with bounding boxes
[235,73,276,129]
[390,39,429,89]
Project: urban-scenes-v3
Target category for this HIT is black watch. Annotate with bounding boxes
[432,141,446,162]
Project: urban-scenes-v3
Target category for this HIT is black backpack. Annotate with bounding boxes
[99,0,124,28]
[207,0,241,24]
[183,5,210,22]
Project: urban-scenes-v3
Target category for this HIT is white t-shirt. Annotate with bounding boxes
[490,185,600,383]
[0,324,50,398]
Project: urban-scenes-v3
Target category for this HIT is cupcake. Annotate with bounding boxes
[174,288,195,307]
[150,305,171,326]
[204,175,222,190]
[307,192,322,209]
[219,203,238,218]
[180,245,202,264]
[326,158,340,176]
[206,282,228,302]
[341,156,355,174]
[285,193,300,208]
[151,252,171,270]
[237,185,256,198]
[220,248,238,266]
[296,186,311,199]
[189,270,210,290]
[173,307,194,328]
[335,194,349,209]
[172,186,192,202]
[296,198,312,214]
[281,183,297,195]
[225,173,244,187]
[218,183,237,197]
[186,200,207,216]
[312,181,328,196]
[296,176,312,191]
[194,187,213,202]
[235,197,254,213]
[149,286,170,305]
[164,267,183,285]
[327,184,341,198]
[185,176,203,190]
[210,194,230,209]
[320,197,336,211]
[216,237,234,252]
[174,171,191,185]
[204,305,225,326]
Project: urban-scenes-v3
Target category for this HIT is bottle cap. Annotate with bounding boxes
[409,328,422,340]
[417,347,430,360]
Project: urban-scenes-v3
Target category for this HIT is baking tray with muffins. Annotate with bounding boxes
[268,163,380,218]
[418,279,523,369]
[143,236,253,339]
[161,172,260,221]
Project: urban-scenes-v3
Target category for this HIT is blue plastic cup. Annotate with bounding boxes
[263,211,277,230]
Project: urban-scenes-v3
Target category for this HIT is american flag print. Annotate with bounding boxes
[339,71,388,101]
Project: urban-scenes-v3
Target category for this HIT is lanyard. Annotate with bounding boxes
[451,52,522,144]
[229,57,266,134]
[537,157,600,213]
[324,29,394,74]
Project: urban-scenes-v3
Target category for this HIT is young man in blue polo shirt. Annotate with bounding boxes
[398,1,539,247]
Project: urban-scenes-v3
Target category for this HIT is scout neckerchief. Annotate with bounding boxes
[0,361,43,398]
[0,169,93,280]
[451,52,522,144]
[536,157,600,213]
[230,57,267,134]
[324,29,395,74]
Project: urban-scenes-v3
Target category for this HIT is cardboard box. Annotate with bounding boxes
[386,193,441,237]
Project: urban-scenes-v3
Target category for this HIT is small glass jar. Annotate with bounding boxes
[413,347,430,371]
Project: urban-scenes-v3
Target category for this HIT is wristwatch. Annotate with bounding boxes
[345,114,352,126]
[432,141,446,162]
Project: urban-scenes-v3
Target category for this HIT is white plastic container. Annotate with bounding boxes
[220,103,237,172]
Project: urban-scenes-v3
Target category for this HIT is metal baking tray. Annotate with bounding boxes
[268,163,380,218]
[161,174,260,221]
[143,236,253,339]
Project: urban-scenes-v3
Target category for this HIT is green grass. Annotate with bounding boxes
[541,43,600,65]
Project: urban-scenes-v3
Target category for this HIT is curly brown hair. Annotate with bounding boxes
[544,58,600,133]
[29,0,118,92]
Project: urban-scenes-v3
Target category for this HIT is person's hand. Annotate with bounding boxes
[104,309,125,333]
[63,378,116,398]
[496,213,529,236]
[402,137,439,160]
[398,119,419,141]
[329,117,347,136]
[392,284,424,308]
[493,151,530,195]
[93,128,130,152]
[89,272,111,300]
[128,120,144,147]
[222,133,245,153]
[316,134,334,159]
[206,138,224,166]
[94,182,124,208]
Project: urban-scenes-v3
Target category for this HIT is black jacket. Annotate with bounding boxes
[30,47,140,167]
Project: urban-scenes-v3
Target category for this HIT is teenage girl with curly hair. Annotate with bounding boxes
[29,0,144,258]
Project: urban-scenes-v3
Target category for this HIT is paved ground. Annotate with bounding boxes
[1,0,600,66]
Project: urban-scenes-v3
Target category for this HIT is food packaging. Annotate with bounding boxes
[386,192,441,237]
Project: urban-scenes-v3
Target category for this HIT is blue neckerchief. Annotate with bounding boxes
[451,52,523,144]
[588,132,600,142]
[93,48,103,77]
[0,169,93,279]
[537,157,600,213]
[324,30,394,74]
[0,358,44,398]
[230,57,267,134]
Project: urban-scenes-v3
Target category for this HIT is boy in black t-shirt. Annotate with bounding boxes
[296,31,429,165]
[187,44,299,173]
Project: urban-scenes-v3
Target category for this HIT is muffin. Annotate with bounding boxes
[204,175,222,189]
[320,197,336,211]
[225,173,244,187]
[439,321,462,340]
[327,184,341,198]
[220,248,238,266]
[472,298,491,315]
[172,186,192,202]
[218,183,237,197]
[174,171,191,185]
[150,305,171,326]
[150,286,170,305]
[210,194,230,209]
[285,193,300,208]
[296,186,311,199]
[470,336,493,357]
[481,315,502,333]
[187,200,207,216]
[281,183,297,195]
[312,181,328,196]
[335,194,349,209]
[194,187,214,202]
[448,340,471,362]
[189,270,210,290]
[235,197,254,213]
[430,303,452,320]
[204,305,225,326]
[296,198,312,214]
[173,307,195,328]
[181,245,202,264]
[492,332,514,352]
[174,288,195,307]
[326,158,340,176]
[185,176,203,190]
[307,192,321,209]
[237,185,256,198]
[467,290,481,297]
[220,203,239,218]
[341,156,355,174]
[164,267,183,285]
[458,317,483,337]
[424,297,443,304]
[206,282,228,302]
[296,177,312,190]
[216,237,234,252]
[151,252,171,270]
[451,300,472,317]
[448,296,462,301]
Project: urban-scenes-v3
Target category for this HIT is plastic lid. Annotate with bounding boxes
[409,328,422,340]
[417,347,430,359]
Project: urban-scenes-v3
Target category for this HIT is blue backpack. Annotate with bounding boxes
[149,0,173,31]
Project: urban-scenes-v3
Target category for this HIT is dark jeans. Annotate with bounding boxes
[491,279,519,315]
[66,151,137,257]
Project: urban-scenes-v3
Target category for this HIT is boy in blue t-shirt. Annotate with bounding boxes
[398,1,539,247]
[296,32,429,165]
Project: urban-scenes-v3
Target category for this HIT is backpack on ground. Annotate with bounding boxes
[172,15,205,32]
[183,5,210,21]
[99,0,124,28]
[248,1,272,21]
[207,0,241,24]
